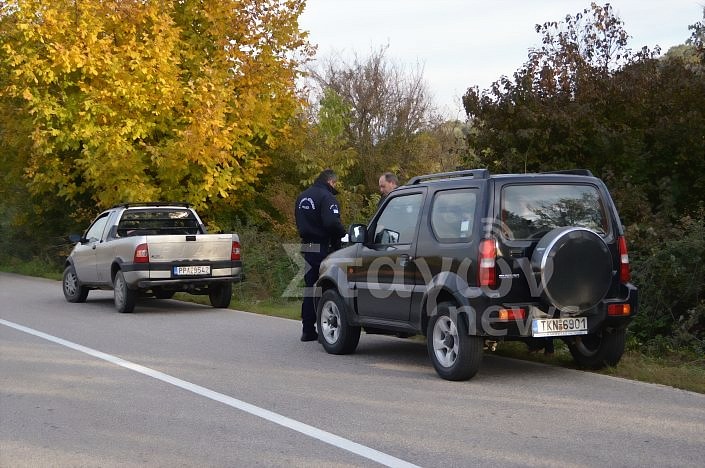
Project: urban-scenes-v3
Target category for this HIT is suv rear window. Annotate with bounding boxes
[501,184,608,240]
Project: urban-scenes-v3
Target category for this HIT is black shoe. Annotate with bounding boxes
[300,330,318,342]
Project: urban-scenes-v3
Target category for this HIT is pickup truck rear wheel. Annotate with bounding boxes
[62,265,89,303]
[114,270,136,313]
[427,303,483,381]
[209,283,232,308]
[317,289,360,354]
[567,327,626,369]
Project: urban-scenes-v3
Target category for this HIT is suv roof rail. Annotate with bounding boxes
[541,169,594,177]
[112,202,191,209]
[407,168,490,185]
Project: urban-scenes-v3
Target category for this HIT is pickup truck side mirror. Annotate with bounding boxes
[68,234,85,244]
[348,224,367,244]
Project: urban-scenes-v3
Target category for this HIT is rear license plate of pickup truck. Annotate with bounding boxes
[532,317,588,337]
[173,265,211,276]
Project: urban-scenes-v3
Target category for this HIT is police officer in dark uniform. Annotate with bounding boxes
[295,169,346,341]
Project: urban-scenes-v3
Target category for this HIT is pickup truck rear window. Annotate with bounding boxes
[117,209,200,236]
[501,184,609,240]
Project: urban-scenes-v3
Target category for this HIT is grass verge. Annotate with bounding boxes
[493,340,705,394]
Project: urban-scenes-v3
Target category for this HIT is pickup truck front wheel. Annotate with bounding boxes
[63,265,89,303]
[209,283,232,308]
[114,270,137,313]
[427,303,483,381]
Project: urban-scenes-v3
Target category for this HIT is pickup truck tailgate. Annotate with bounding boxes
[146,235,234,261]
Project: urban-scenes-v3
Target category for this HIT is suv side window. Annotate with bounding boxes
[84,213,110,243]
[372,193,423,245]
[431,189,477,242]
[501,184,609,240]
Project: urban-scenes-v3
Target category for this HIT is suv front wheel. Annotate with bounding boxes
[567,327,626,369]
[427,303,483,381]
[317,289,361,354]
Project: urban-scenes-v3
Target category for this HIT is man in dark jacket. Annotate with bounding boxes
[295,169,346,341]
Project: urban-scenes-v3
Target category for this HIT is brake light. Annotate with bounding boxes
[618,236,630,283]
[231,241,241,261]
[479,239,497,288]
[134,243,149,263]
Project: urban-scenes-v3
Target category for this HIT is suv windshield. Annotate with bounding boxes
[501,184,608,240]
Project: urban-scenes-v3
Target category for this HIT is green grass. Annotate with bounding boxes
[492,340,705,394]
[2,260,703,394]
[0,257,63,280]
[174,293,300,320]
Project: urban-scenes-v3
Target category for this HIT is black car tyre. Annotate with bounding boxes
[114,270,137,313]
[567,327,626,369]
[427,303,483,381]
[62,265,89,303]
[317,289,361,355]
[209,283,232,308]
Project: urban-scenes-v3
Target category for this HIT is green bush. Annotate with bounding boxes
[629,210,705,354]
[218,221,301,303]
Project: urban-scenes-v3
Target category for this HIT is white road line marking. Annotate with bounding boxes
[1,318,419,468]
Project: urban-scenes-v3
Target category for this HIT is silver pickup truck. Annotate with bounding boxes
[62,203,242,313]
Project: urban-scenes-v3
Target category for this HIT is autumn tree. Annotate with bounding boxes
[462,2,705,212]
[0,0,312,224]
[309,46,449,189]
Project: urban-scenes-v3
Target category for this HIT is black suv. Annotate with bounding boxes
[314,169,638,381]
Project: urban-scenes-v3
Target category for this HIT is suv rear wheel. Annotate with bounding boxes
[427,303,483,381]
[567,327,626,369]
[317,289,361,354]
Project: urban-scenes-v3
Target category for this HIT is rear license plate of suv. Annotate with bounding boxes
[532,317,588,337]
[173,265,211,276]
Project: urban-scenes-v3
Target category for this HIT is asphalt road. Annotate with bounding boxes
[1,272,704,467]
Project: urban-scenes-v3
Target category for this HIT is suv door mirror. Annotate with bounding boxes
[348,224,367,243]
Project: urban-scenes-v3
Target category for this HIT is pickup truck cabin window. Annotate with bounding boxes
[117,209,200,236]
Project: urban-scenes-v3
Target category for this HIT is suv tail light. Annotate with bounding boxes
[617,236,630,283]
[479,239,497,288]
[134,243,149,263]
[231,241,241,261]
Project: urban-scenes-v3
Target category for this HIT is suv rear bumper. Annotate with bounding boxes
[453,282,638,337]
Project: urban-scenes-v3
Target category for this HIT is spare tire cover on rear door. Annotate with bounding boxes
[531,227,612,313]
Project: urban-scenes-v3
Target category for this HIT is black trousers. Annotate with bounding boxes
[301,249,328,332]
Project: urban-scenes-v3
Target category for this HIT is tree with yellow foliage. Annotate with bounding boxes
[0,0,312,215]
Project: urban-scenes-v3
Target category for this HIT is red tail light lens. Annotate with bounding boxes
[498,308,527,321]
[479,239,497,288]
[231,241,241,261]
[618,236,630,283]
[608,304,631,316]
[134,243,149,263]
